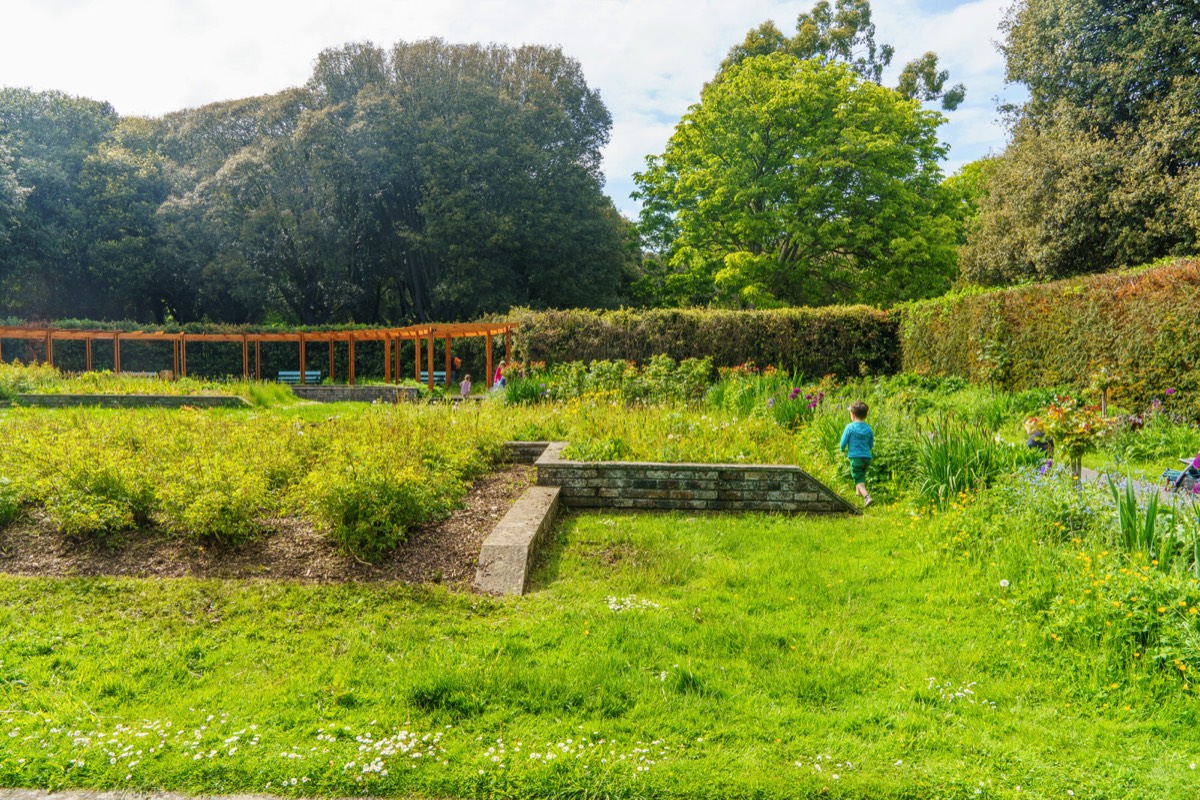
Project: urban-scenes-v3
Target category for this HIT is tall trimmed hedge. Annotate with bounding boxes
[900,258,1200,405]
[506,306,900,377]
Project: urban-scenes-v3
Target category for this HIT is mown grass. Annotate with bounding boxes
[2,507,1198,799]
[4,366,1200,797]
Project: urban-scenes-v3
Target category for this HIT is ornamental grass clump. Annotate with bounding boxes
[912,416,1041,506]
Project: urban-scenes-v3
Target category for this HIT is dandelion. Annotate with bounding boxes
[999,579,1010,588]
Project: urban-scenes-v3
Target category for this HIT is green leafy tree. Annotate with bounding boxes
[0,88,118,319]
[634,54,957,309]
[962,0,1200,285]
[0,141,25,246]
[723,0,965,110]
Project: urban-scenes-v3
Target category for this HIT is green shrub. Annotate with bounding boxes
[156,465,270,546]
[0,479,16,528]
[1106,411,1200,464]
[308,466,444,560]
[900,258,1200,412]
[509,305,899,378]
[44,491,135,539]
[39,457,155,540]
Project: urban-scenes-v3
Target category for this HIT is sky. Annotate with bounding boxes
[0,0,1022,218]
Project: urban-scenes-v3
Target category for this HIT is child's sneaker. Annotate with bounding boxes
[863,496,873,508]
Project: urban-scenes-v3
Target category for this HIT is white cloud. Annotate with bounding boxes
[0,0,1019,214]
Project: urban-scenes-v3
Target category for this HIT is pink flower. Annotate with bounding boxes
[1166,387,1177,395]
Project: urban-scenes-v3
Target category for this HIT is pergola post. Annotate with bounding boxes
[444,337,452,388]
[114,333,122,374]
[384,337,392,383]
[242,334,249,380]
[172,339,179,376]
[485,335,494,389]
[179,337,185,377]
[45,330,52,367]
[414,339,420,382]
[426,331,435,391]
[299,333,307,385]
[393,335,402,384]
[86,339,93,372]
[505,329,512,365]
[349,334,356,386]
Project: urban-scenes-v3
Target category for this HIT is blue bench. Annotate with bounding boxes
[417,372,448,383]
[277,370,323,385]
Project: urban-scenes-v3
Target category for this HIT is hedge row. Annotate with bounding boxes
[899,258,1200,405]
[506,306,900,377]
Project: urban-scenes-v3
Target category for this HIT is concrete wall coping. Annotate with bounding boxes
[474,485,561,596]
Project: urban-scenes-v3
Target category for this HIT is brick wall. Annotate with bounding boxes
[289,386,420,403]
[530,442,857,514]
[14,394,248,409]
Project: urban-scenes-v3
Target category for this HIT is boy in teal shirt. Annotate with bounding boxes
[840,400,874,508]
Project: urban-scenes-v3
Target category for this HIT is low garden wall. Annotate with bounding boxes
[504,442,857,514]
[289,385,420,403]
[13,394,249,408]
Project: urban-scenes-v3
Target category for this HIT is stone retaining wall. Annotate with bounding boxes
[289,385,420,403]
[503,441,556,464]
[14,394,249,409]
[529,442,858,514]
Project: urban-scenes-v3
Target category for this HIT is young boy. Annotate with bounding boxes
[840,400,874,507]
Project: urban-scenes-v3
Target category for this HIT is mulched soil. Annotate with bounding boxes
[0,464,536,589]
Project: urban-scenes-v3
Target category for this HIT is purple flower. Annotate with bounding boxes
[1166,387,1177,395]
[789,388,801,400]
[767,397,775,408]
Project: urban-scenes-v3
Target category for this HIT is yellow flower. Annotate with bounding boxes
[1158,606,1168,613]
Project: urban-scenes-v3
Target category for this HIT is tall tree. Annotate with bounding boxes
[723,0,965,110]
[0,141,25,248]
[0,88,119,319]
[634,54,957,309]
[961,0,1200,284]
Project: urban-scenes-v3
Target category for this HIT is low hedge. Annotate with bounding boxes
[899,258,1200,408]
[506,306,900,377]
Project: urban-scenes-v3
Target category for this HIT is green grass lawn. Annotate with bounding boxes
[3,505,1199,799]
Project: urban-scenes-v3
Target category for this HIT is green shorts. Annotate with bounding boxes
[849,457,871,484]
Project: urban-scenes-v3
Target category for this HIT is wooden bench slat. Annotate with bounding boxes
[277,370,323,384]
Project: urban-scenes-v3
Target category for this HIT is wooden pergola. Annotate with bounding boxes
[0,322,516,391]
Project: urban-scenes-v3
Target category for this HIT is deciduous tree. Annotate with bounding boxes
[961,0,1200,284]
[634,54,957,309]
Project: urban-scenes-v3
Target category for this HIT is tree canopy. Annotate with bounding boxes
[634,54,958,309]
[960,0,1200,285]
[722,0,965,110]
[0,40,634,325]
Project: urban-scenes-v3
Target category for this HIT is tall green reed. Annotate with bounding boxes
[913,415,1041,506]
